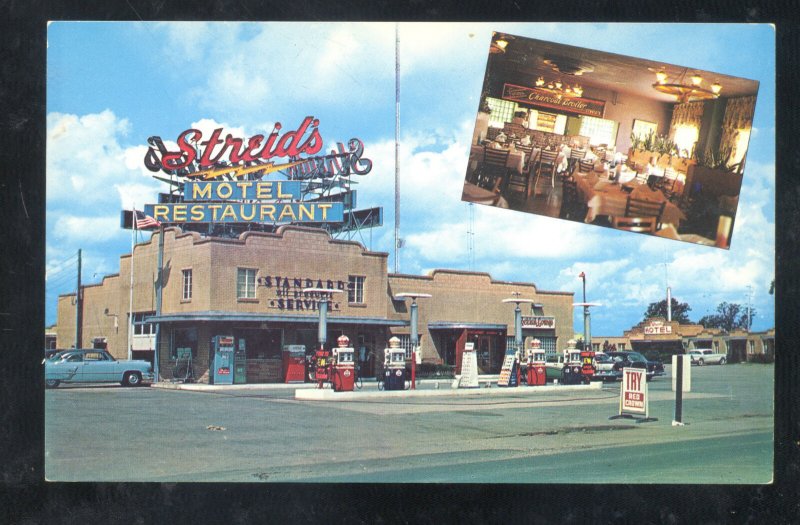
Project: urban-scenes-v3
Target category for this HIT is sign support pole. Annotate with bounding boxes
[673,354,685,426]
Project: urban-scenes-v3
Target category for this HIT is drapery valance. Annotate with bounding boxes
[670,101,705,130]
[719,96,757,159]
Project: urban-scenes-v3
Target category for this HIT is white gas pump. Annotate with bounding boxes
[382,336,407,391]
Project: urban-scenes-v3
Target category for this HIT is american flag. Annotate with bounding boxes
[134,210,161,229]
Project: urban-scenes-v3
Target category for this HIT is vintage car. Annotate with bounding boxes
[44,349,154,388]
[592,352,622,381]
[688,349,727,365]
[608,351,665,381]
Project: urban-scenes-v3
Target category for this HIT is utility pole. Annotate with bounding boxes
[394,22,400,274]
[154,225,165,381]
[75,248,82,349]
[746,285,753,331]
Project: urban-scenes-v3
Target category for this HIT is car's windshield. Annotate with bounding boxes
[629,352,647,362]
[595,354,612,363]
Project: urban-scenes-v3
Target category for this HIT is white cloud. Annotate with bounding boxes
[51,214,121,243]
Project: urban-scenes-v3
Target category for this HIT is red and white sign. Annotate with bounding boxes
[620,368,647,414]
[521,316,556,329]
[644,324,673,335]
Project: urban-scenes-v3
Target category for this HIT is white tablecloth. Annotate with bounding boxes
[461,181,509,208]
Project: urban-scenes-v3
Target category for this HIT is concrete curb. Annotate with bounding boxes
[150,376,501,392]
[295,381,603,401]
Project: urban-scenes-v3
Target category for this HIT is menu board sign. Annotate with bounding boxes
[502,83,605,118]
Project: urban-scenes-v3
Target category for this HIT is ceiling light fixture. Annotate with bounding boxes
[534,75,583,98]
[652,67,722,103]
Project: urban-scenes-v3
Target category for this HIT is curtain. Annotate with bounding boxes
[670,101,705,130]
[719,96,756,158]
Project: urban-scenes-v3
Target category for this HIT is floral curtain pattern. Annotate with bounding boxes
[670,101,705,130]
[719,96,756,157]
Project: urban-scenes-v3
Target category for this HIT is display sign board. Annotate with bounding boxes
[672,355,692,392]
[521,316,556,329]
[620,368,647,415]
[502,83,606,118]
[644,320,673,335]
[497,347,519,387]
[459,345,479,388]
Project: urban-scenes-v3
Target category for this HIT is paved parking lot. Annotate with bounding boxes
[45,363,773,483]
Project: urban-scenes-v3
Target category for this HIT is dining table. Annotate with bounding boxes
[461,181,509,208]
[572,168,686,227]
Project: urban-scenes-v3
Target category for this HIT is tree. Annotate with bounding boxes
[698,302,756,332]
[643,298,692,324]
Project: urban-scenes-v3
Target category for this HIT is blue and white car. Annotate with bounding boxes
[44,349,154,388]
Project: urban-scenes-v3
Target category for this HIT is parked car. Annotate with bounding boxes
[44,349,154,388]
[608,351,665,381]
[688,349,727,366]
[592,352,622,381]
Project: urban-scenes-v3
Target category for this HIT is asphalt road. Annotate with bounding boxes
[45,363,773,483]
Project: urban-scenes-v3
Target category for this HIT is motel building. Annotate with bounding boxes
[54,225,574,382]
[594,317,775,363]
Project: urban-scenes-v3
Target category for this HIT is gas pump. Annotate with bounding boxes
[283,345,307,383]
[331,335,356,392]
[561,341,584,385]
[311,346,331,389]
[382,336,407,390]
[525,338,547,386]
[580,349,596,384]
[211,335,235,385]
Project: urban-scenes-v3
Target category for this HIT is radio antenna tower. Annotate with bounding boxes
[393,22,400,273]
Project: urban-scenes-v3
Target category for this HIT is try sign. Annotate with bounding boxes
[609,367,656,422]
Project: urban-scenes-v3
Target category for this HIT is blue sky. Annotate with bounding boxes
[46,22,775,336]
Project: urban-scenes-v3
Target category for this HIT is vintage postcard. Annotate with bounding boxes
[45,22,774,483]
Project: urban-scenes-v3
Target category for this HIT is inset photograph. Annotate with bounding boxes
[464,34,759,249]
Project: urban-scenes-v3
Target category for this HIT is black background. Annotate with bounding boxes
[2,1,798,523]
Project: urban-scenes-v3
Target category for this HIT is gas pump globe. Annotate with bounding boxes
[331,335,356,392]
[382,336,408,391]
[525,338,547,386]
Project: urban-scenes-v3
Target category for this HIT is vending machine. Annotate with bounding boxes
[211,335,235,385]
[382,336,407,390]
[331,335,355,392]
[282,345,307,383]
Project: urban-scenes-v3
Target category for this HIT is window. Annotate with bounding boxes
[131,312,155,336]
[617,343,626,351]
[237,268,257,299]
[713,341,720,352]
[397,334,413,359]
[632,119,658,140]
[171,327,198,360]
[182,269,192,300]
[486,97,516,128]
[673,125,699,157]
[348,275,365,303]
[748,340,756,355]
[579,116,618,147]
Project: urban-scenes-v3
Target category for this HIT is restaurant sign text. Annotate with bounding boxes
[644,321,673,335]
[502,83,605,118]
[521,316,556,329]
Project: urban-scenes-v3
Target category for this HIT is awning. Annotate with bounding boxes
[428,321,507,330]
[146,311,408,326]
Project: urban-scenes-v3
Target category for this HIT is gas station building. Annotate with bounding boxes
[55,225,575,382]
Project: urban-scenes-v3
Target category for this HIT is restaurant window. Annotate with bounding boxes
[182,269,192,300]
[486,97,515,128]
[632,119,658,140]
[131,312,155,336]
[579,116,618,147]
[748,340,756,355]
[237,268,257,299]
[729,129,751,167]
[348,275,365,304]
[673,125,699,157]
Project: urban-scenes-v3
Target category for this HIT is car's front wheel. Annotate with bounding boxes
[45,379,60,389]
[123,371,142,387]
[698,359,705,366]
[719,358,726,365]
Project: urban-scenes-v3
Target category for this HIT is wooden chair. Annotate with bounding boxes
[578,159,595,173]
[611,216,658,233]
[475,146,509,191]
[661,167,679,198]
[486,127,501,141]
[567,148,586,174]
[516,144,533,171]
[625,196,665,229]
[634,170,648,185]
[559,178,585,220]
[535,149,559,191]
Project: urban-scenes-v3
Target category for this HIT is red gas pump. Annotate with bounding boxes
[525,338,547,386]
[331,335,356,392]
[580,349,596,384]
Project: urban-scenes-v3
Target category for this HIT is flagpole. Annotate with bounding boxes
[127,206,136,360]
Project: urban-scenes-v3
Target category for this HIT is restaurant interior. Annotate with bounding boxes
[462,33,759,248]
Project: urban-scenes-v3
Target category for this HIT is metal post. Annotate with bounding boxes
[581,273,591,351]
[394,22,400,274]
[154,225,164,381]
[674,354,684,425]
[410,298,418,389]
[75,249,82,349]
[514,303,522,350]
[318,295,329,349]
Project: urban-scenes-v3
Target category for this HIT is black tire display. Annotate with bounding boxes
[45,379,60,389]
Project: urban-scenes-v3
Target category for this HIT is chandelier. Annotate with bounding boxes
[534,76,583,98]
[490,33,509,54]
[652,67,721,103]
